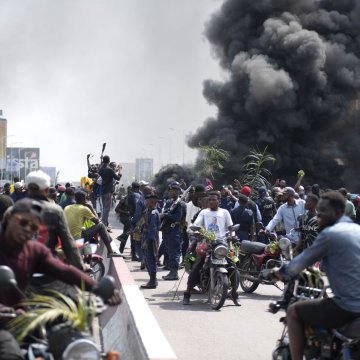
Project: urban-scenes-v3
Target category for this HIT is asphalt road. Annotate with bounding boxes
[108,210,284,360]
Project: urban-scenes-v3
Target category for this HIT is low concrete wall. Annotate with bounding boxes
[99,252,177,360]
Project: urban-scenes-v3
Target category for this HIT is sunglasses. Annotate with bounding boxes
[13,214,39,232]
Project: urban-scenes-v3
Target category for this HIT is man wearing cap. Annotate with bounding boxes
[231,194,255,241]
[0,198,121,360]
[256,187,276,227]
[140,194,161,289]
[131,185,155,267]
[265,187,305,245]
[160,182,185,281]
[25,170,84,270]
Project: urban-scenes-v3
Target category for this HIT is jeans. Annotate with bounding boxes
[101,193,112,226]
[82,223,112,253]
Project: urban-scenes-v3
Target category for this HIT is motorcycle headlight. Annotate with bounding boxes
[214,244,228,259]
[63,339,100,360]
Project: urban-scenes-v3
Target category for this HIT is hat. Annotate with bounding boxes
[240,186,252,196]
[168,183,181,191]
[14,182,23,189]
[10,198,42,219]
[57,185,66,192]
[258,186,267,195]
[284,187,296,196]
[26,170,51,190]
[145,194,158,200]
[131,181,140,189]
[139,180,149,186]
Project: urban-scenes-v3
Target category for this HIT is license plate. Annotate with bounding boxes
[212,258,227,265]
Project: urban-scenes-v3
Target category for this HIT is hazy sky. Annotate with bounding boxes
[0,0,222,182]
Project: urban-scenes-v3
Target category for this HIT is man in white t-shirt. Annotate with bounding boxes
[183,192,233,305]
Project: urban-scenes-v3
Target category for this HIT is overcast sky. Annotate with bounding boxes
[0,0,223,182]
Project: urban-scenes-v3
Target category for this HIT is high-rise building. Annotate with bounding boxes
[135,158,153,181]
[0,110,7,178]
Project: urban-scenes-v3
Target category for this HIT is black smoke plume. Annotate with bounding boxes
[189,0,360,190]
[152,164,197,196]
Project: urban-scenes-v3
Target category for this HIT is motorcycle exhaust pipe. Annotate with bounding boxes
[240,274,260,282]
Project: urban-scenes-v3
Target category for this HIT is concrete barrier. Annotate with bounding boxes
[99,253,177,360]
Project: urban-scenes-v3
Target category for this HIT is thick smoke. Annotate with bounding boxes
[189,0,360,190]
[151,164,197,196]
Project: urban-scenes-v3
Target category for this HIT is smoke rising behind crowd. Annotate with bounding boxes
[188,0,360,189]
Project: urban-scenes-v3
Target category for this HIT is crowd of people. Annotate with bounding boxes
[0,154,359,360]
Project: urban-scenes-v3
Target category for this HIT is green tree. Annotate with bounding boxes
[240,146,275,192]
[197,144,230,180]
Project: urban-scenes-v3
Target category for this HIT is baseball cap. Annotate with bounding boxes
[139,180,149,186]
[26,170,51,190]
[240,186,252,196]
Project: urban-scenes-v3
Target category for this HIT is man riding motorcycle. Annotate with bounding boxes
[182,192,233,305]
[0,198,121,359]
[273,191,360,360]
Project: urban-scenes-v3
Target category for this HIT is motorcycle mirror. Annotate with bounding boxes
[93,275,116,301]
[189,226,202,232]
[0,266,18,288]
[255,222,265,230]
[228,224,240,232]
[279,237,293,260]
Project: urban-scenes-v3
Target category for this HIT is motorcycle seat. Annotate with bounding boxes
[338,317,360,339]
[241,240,267,254]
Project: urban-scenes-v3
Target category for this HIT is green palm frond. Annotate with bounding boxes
[7,287,95,342]
[197,144,230,179]
[239,146,276,193]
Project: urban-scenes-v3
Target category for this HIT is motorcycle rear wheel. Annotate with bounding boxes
[89,259,105,281]
[239,257,259,293]
[209,273,229,310]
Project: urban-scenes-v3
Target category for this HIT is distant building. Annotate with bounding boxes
[135,158,153,182]
[40,166,57,185]
[120,163,136,187]
[6,147,40,181]
[0,110,7,178]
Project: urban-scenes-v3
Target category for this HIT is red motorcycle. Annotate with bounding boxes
[237,229,291,293]
[76,239,105,281]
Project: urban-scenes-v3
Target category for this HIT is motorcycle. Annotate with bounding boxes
[76,238,105,281]
[261,241,360,360]
[0,265,119,360]
[238,224,291,293]
[186,225,240,310]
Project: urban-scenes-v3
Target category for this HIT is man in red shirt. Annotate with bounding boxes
[0,198,121,359]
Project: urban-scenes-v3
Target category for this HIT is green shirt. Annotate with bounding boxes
[64,204,94,239]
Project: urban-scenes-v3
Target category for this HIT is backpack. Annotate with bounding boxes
[115,195,130,216]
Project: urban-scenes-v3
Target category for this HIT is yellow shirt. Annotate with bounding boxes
[64,204,95,239]
[80,176,93,192]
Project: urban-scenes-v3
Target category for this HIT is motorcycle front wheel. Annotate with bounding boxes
[239,257,259,293]
[209,273,229,310]
[89,259,105,281]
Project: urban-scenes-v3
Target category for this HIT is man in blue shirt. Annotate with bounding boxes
[275,191,360,360]
[140,194,161,289]
[160,183,185,281]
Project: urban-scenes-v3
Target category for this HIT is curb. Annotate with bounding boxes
[99,253,177,360]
